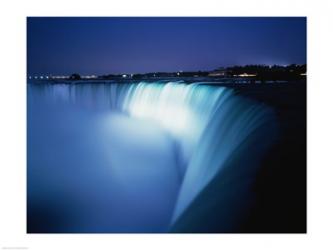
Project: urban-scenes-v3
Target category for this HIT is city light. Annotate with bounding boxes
[235,73,257,77]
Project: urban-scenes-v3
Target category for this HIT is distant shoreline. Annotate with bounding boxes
[27,77,306,86]
[28,64,307,83]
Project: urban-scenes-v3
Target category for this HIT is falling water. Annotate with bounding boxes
[27,81,277,232]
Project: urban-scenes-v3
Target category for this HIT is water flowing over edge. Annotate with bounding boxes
[28,81,278,230]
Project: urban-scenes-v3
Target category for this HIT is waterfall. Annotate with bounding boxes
[28,81,277,231]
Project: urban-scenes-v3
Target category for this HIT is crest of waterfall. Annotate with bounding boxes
[121,82,234,166]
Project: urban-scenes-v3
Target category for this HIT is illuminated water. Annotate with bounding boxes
[27,81,277,232]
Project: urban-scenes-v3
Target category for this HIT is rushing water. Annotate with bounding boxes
[27,81,277,232]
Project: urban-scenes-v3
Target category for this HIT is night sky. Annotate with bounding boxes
[27,17,306,75]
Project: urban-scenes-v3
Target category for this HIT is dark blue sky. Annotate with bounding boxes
[27,17,306,75]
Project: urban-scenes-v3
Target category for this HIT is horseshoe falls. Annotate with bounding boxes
[27,81,277,233]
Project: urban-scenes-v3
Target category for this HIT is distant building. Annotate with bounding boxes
[208,68,227,77]
[235,73,257,77]
[81,75,98,79]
